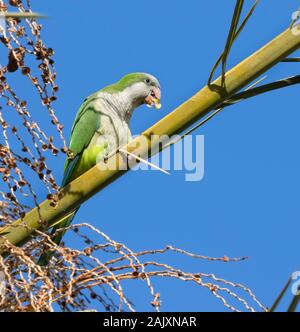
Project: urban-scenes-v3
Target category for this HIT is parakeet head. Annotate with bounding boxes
[103,73,162,110]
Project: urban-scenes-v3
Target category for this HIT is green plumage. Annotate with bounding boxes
[64,94,101,180]
[38,72,161,266]
[38,94,107,266]
[102,73,152,93]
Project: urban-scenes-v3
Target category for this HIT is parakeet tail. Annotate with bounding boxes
[37,208,79,266]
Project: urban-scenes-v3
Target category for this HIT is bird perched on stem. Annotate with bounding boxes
[38,73,161,265]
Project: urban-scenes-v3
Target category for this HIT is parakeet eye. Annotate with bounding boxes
[145,78,151,85]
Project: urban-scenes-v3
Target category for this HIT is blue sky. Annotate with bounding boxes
[15,0,300,311]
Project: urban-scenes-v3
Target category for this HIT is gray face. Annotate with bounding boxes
[141,73,161,90]
[124,73,162,110]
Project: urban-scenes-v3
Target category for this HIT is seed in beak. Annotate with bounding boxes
[154,100,161,109]
[144,88,162,109]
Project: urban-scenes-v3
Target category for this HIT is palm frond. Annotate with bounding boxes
[270,278,292,312]
[169,74,300,144]
[281,57,300,62]
[0,12,44,19]
[208,0,260,86]
[220,75,300,107]
[287,293,300,312]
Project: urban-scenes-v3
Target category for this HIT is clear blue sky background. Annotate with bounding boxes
[22,0,300,311]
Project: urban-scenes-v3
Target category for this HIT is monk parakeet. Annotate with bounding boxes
[38,73,161,265]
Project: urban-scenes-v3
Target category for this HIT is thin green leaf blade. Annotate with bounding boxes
[270,278,292,312]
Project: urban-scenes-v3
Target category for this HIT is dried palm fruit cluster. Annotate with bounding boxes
[0,0,68,226]
[0,223,267,312]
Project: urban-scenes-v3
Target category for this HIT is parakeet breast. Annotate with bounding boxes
[70,98,132,181]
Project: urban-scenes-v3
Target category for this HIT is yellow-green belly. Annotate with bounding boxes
[69,142,108,182]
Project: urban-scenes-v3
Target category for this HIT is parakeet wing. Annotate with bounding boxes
[39,95,102,265]
[62,95,100,186]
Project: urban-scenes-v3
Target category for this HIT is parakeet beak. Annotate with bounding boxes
[145,87,162,110]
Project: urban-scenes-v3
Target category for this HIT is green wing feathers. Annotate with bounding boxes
[39,95,108,265]
[63,97,101,184]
